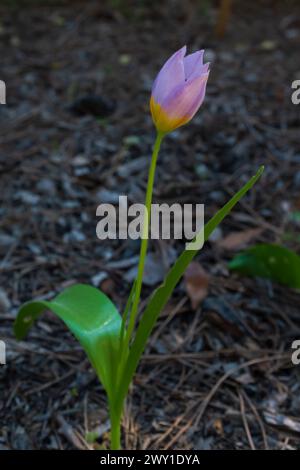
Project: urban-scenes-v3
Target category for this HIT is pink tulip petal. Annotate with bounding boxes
[160,72,209,128]
[183,50,204,80]
[188,62,210,81]
[152,46,186,104]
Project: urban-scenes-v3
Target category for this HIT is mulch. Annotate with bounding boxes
[1,0,300,450]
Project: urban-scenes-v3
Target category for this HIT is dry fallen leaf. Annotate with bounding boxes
[216,227,262,250]
[184,262,210,310]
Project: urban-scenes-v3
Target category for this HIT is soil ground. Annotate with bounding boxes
[1,0,300,450]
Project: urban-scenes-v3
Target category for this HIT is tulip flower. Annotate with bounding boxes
[150,46,210,134]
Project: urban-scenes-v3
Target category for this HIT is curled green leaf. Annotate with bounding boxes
[14,284,122,400]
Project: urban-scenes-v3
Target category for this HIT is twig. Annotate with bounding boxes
[238,390,256,450]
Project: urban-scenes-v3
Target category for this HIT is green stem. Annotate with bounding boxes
[110,407,122,450]
[124,132,164,346]
[112,132,164,450]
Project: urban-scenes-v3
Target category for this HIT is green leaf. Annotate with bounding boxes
[14,284,122,400]
[229,243,300,289]
[117,166,264,406]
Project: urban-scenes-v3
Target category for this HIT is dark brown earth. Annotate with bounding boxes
[1,0,300,450]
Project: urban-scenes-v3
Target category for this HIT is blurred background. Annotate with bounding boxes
[1,0,300,450]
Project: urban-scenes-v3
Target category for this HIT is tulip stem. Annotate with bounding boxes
[124,132,164,345]
[109,406,122,450]
[114,132,164,451]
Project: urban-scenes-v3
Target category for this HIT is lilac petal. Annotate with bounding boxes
[161,72,209,127]
[152,46,186,104]
[183,50,204,80]
[187,62,210,81]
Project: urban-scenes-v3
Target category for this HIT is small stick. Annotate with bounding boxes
[215,0,233,38]
[239,390,256,450]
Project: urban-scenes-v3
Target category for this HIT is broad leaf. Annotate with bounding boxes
[14,284,122,400]
[229,243,300,288]
[117,166,264,406]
